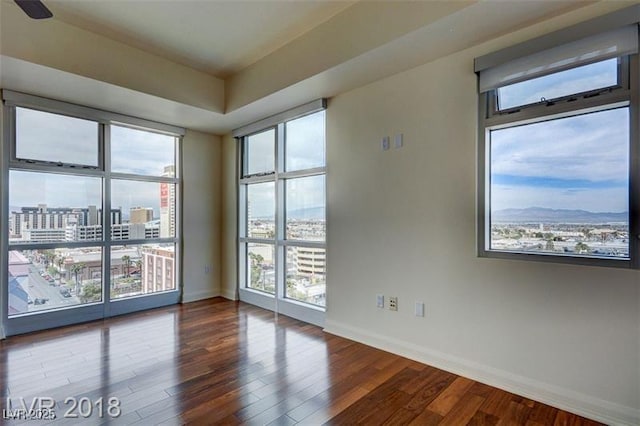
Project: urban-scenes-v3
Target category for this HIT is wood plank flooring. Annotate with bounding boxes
[0,298,603,425]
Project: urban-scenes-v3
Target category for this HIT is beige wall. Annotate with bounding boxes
[221,6,640,424]
[181,130,223,302]
[221,134,238,300]
[323,35,639,426]
[0,1,224,114]
[225,1,474,112]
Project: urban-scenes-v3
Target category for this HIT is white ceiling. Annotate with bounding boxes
[47,0,353,77]
[1,0,617,134]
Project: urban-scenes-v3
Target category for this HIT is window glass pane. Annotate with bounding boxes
[497,59,618,110]
[247,182,275,239]
[111,180,176,239]
[285,111,326,171]
[111,126,176,177]
[286,246,325,307]
[15,107,99,166]
[286,175,326,241]
[8,247,103,317]
[8,171,103,244]
[110,244,176,300]
[490,107,629,258]
[247,243,275,294]
[244,129,275,176]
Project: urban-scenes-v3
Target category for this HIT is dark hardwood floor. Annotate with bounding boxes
[0,298,602,425]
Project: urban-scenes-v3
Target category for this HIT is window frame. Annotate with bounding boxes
[12,106,103,169]
[477,40,640,269]
[236,100,327,318]
[1,90,184,331]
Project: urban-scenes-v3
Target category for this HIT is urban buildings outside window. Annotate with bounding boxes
[238,106,327,309]
[3,92,181,322]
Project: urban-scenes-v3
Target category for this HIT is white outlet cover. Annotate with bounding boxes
[415,301,425,317]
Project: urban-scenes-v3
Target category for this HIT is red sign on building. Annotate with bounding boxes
[160,183,168,208]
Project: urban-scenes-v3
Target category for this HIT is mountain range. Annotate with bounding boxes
[492,207,627,224]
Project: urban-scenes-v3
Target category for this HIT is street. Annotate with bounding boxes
[26,265,80,312]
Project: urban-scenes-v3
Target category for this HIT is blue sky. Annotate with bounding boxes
[247,175,325,219]
[16,108,98,166]
[11,110,176,217]
[246,111,326,218]
[490,107,629,213]
[11,107,325,219]
[498,59,617,110]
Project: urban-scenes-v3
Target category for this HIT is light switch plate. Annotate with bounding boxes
[382,136,390,151]
[395,133,403,148]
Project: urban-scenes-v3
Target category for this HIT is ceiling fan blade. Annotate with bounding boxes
[14,0,53,20]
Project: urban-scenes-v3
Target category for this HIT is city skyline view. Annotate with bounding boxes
[490,107,629,215]
[12,107,176,215]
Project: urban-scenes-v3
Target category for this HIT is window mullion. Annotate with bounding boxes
[275,123,285,302]
[103,124,112,315]
[628,54,640,268]
[486,90,631,128]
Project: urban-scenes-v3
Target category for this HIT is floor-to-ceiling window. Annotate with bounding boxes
[1,91,182,336]
[236,100,326,326]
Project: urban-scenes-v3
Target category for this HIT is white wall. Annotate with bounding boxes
[323,38,639,426]
[181,129,223,302]
[220,6,640,419]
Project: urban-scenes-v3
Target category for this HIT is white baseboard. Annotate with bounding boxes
[324,319,639,426]
[221,288,238,300]
[182,289,220,303]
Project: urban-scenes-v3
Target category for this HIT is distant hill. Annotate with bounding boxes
[287,207,325,220]
[251,207,325,221]
[492,207,627,224]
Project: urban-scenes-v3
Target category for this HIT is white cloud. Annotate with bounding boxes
[111,125,175,176]
[491,107,628,182]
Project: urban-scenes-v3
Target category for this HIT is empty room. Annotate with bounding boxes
[0,0,638,424]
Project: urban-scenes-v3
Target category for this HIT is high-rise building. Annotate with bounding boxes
[160,165,176,238]
[142,246,175,293]
[296,247,326,279]
[10,205,122,241]
[130,207,154,224]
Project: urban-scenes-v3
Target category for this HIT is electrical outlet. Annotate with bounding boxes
[389,296,398,311]
[376,294,384,308]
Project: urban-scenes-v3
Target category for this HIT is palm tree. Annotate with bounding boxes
[55,257,64,279]
[248,252,264,288]
[42,249,55,267]
[70,263,86,295]
[121,255,131,278]
[574,242,590,254]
